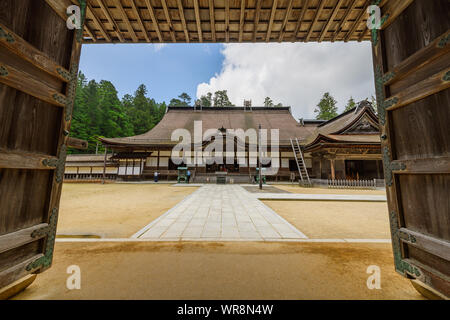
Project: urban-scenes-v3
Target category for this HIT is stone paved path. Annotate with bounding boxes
[134,185,307,241]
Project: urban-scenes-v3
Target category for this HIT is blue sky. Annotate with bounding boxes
[79,42,375,118]
[80,43,224,104]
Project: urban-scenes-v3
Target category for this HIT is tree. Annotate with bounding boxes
[213,90,233,107]
[344,96,356,112]
[197,92,212,107]
[264,97,274,107]
[274,103,283,107]
[178,92,191,105]
[314,92,338,120]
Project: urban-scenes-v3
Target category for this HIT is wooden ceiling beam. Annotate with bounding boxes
[177,0,189,42]
[144,0,163,42]
[278,0,294,42]
[83,22,97,42]
[161,0,176,42]
[193,0,203,42]
[358,27,369,42]
[380,0,414,30]
[116,0,138,42]
[305,0,326,42]
[239,0,246,42]
[209,0,216,42]
[266,0,278,42]
[293,0,309,41]
[318,0,344,42]
[97,0,125,42]
[253,0,262,42]
[86,2,111,42]
[130,0,150,42]
[225,0,230,43]
[344,0,370,42]
[331,0,357,42]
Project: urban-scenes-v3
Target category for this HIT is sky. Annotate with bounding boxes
[79,42,375,119]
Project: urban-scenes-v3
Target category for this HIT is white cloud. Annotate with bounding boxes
[196,42,375,119]
[151,43,167,52]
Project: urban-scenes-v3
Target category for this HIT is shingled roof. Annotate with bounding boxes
[100,106,318,147]
[303,102,381,150]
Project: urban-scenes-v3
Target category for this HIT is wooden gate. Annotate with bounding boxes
[0,0,85,289]
[372,0,449,297]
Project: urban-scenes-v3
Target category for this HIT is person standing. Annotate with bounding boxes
[154,171,158,183]
[187,170,191,183]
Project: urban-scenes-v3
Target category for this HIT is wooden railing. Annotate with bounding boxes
[328,179,377,189]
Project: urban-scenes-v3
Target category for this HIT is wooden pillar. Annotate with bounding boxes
[330,158,335,180]
[132,159,135,175]
[90,166,92,180]
[76,166,79,180]
[157,150,160,170]
[102,147,107,184]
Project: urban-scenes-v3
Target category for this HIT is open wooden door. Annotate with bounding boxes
[0,0,85,289]
[372,0,449,298]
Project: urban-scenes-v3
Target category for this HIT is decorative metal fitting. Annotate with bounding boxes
[443,71,450,82]
[384,97,399,109]
[52,93,67,106]
[0,66,8,77]
[382,71,396,84]
[56,67,72,82]
[0,26,15,43]
[437,33,449,48]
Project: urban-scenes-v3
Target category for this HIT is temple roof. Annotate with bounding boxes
[303,102,381,150]
[100,106,318,147]
[100,103,381,149]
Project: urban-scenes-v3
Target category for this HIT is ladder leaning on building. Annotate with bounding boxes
[290,138,311,186]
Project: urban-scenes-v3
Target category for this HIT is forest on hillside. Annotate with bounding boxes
[70,72,167,154]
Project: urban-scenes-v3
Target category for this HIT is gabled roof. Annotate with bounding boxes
[100,106,319,147]
[303,103,381,150]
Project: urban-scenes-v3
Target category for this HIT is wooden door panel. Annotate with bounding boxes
[373,0,450,298]
[0,0,84,289]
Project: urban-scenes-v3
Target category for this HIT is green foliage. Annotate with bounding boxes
[264,97,274,107]
[344,96,356,112]
[69,72,166,154]
[170,92,192,107]
[314,92,338,120]
[196,92,213,107]
[213,90,234,107]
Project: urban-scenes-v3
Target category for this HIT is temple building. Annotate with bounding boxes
[80,100,384,184]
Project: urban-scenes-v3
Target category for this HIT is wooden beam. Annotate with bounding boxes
[358,26,369,42]
[239,0,246,42]
[331,0,357,42]
[278,0,294,42]
[385,68,450,111]
[380,0,414,30]
[44,0,72,21]
[266,0,278,42]
[318,0,344,42]
[193,0,203,42]
[0,254,44,288]
[225,0,230,43]
[144,0,163,42]
[116,0,138,42]
[83,22,97,42]
[67,137,88,150]
[97,0,125,42]
[0,224,49,254]
[253,0,262,42]
[344,0,370,42]
[130,0,151,42]
[0,148,59,170]
[0,22,71,83]
[384,31,450,86]
[161,0,176,43]
[177,0,190,42]
[392,157,450,174]
[399,228,450,261]
[86,3,111,42]
[293,0,309,41]
[305,0,325,42]
[209,0,216,42]
[0,63,66,107]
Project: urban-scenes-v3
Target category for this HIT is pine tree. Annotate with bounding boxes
[344,96,356,112]
[264,97,274,107]
[314,92,338,120]
[213,90,233,107]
